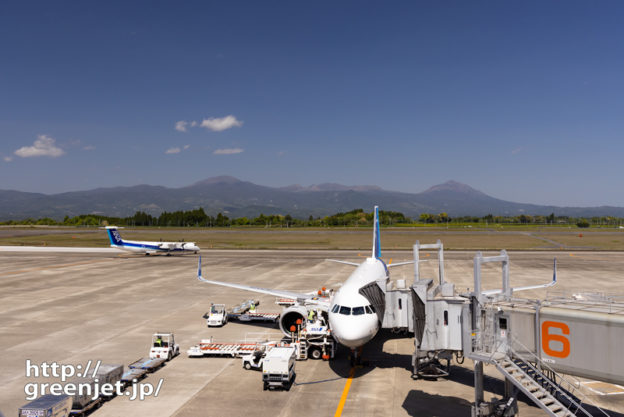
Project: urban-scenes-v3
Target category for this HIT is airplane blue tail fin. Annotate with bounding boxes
[106,227,124,246]
[372,206,381,259]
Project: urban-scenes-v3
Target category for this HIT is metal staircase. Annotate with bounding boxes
[468,318,611,416]
[495,356,589,417]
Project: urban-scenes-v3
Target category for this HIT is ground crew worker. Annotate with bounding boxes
[308,309,315,322]
[155,335,163,347]
[249,302,256,312]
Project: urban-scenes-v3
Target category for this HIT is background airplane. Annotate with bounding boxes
[104,226,200,255]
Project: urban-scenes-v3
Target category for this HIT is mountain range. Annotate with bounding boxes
[1,176,623,220]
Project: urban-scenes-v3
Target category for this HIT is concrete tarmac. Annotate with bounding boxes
[1,249,623,417]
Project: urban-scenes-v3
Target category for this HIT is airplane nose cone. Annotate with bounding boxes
[329,314,379,348]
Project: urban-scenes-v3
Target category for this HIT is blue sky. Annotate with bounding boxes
[1,1,623,206]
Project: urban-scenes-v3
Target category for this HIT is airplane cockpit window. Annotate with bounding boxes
[339,306,351,315]
[331,304,340,313]
[365,305,373,314]
[352,306,365,315]
[370,305,376,313]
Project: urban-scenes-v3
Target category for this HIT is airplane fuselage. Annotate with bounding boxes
[328,257,388,348]
[111,239,200,254]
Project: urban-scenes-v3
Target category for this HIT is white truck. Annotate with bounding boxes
[262,346,296,391]
[205,303,228,327]
[149,332,179,361]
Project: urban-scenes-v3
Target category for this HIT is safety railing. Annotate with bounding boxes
[509,335,610,417]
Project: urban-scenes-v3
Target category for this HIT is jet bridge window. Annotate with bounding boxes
[365,305,373,314]
[331,305,340,313]
[352,306,365,315]
[339,306,352,315]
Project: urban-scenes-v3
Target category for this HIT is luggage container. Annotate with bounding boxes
[94,364,123,385]
[65,376,101,416]
[93,364,123,397]
[18,394,72,417]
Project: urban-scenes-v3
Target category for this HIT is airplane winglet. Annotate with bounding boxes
[552,257,557,285]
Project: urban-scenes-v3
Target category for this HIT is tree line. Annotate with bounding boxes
[1,208,621,228]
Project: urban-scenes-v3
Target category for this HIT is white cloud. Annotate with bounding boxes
[165,147,181,154]
[511,147,522,155]
[277,151,286,157]
[14,135,65,158]
[175,120,188,132]
[83,145,96,151]
[183,144,190,150]
[3,156,13,162]
[213,148,244,155]
[200,115,243,132]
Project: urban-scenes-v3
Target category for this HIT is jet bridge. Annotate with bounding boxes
[379,240,465,377]
[381,242,624,416]
[466,251,624,416]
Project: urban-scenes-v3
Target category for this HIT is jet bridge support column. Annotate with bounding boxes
[470,251,518,417]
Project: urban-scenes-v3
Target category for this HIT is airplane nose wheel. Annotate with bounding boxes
[349,347,367,367]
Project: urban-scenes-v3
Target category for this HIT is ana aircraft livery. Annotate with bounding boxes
[105,226,200,255]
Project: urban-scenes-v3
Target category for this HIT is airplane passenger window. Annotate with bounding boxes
[339,306,351,315]
[365,306,373,314]
[331,305,340,313]
[352,307,365,315]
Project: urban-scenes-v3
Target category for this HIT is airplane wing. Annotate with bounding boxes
[326,259,425,268]
[482,258,557,296]
[326,259,360,267]
[387,260,416,268]
[197,256,330,306]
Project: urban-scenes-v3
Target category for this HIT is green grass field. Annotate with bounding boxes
[2,225,624,250]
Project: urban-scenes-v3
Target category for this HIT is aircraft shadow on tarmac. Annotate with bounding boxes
[401,390,472,417]
[329,329,413,378]
[448,365,624,417]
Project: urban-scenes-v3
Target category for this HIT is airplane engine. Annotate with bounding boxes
[278,305,309,337]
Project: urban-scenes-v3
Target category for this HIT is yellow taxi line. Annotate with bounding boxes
[334,367,355,417]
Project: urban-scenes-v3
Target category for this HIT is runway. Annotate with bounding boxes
[1,249,623,416]
[0,245,118,253]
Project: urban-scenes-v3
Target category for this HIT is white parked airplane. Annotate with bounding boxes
[197,206,410,352]
[104,226,200,255]
[196,206,556,355]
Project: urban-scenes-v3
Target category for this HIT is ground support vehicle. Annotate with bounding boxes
[204,303,228,326]
[232,299,260,314]
[19,394,72,417]
[187,339,264,358]
[149,332,179,361]
[262,346,296,391]
[229,312,279,323]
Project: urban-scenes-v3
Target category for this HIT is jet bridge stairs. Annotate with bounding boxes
[470,338,593,417]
